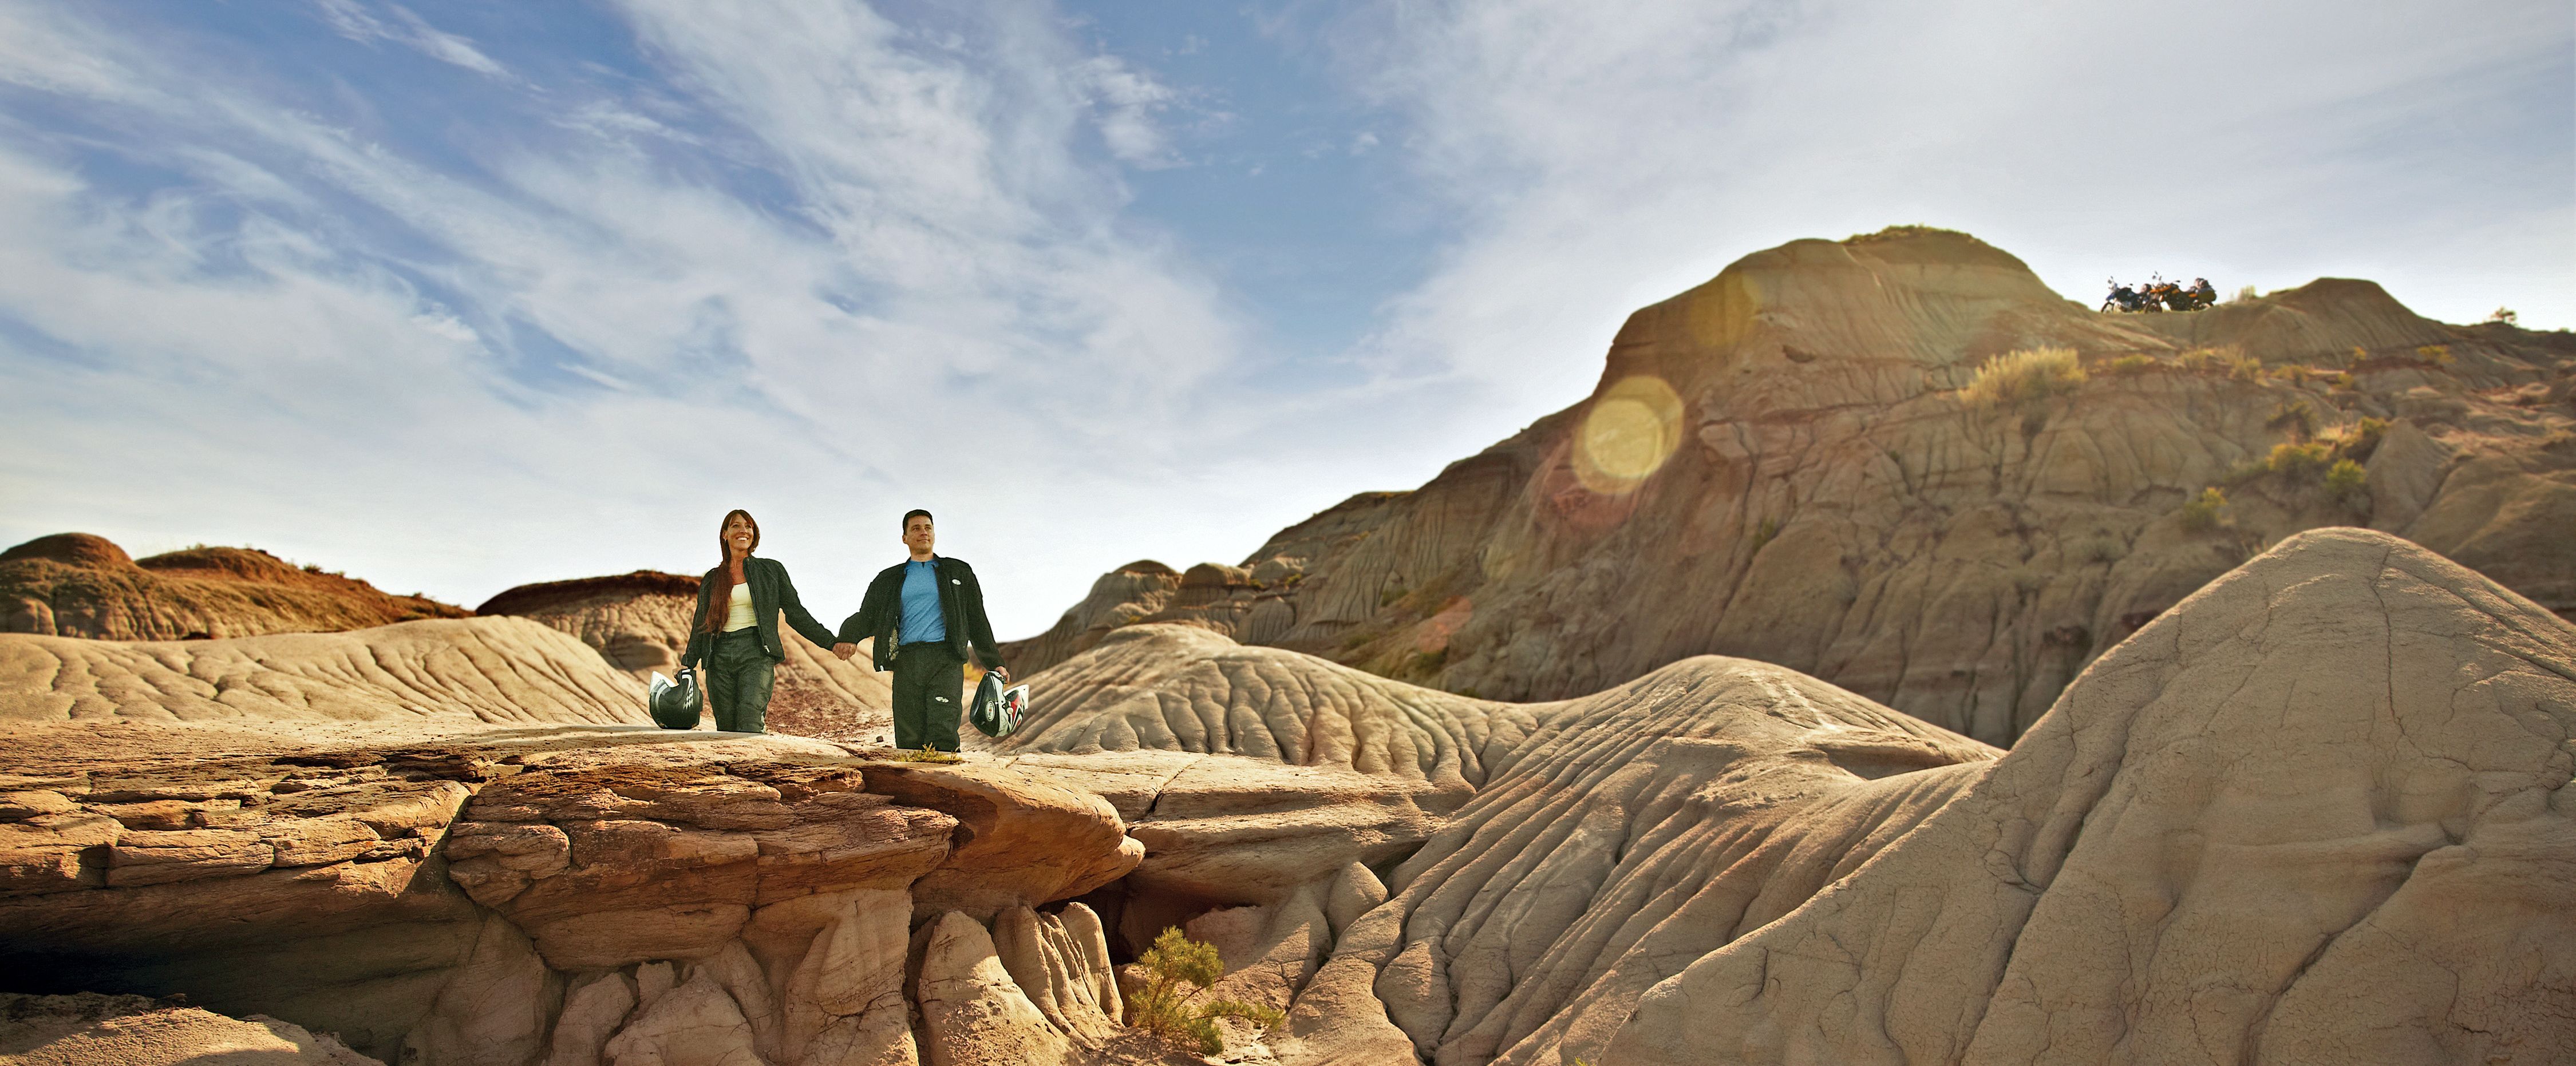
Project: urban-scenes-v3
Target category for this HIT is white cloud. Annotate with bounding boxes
[1329,0,2575,420]
[311,0,509,78]
[0,0,1352,635]
[1075,54,1183,167]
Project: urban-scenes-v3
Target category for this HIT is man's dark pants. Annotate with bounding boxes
[891,640,965,751]
[706,628,774,734]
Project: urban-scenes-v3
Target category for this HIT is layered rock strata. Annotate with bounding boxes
[985,529,2573,1064]
[0,702,1138,1065]
[0,990,380,1065]
[1605,529,2576,1065]
[1010,229,2576,746]
[0,616,648,726]
[1,534,465,641]
[5,524,2570,1064]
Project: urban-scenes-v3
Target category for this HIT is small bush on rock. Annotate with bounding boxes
[2267,441,2333,478]
[2325,458,2368,504]
[2179,487,2230,532]
[1962,347,2085,407]
[2328,417,2389,463]
[1129,927,1283,1053]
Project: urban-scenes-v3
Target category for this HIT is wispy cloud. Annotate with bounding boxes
[2,0,2561,638]
[1326,0,2574,415]
[311,0,509,78]
[1076,54,1183,168]
[0,0,1332,632]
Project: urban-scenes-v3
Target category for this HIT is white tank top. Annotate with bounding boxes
[723,582,757,632]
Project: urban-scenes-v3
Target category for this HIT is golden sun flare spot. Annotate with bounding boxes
[1574,375,1684,495]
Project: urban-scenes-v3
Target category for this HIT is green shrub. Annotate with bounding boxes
[2224,350,2264,381]
[2487,307,2518,325]
[2266,441,2332,477]
[2179,487,2230,532]
[1961,347,2085,407]
[2329,417,2388,462]
[2416,344,2453,367]
[2325,458,2368,500]
[1128,928,1285,1053]
[1749,517,1779,552]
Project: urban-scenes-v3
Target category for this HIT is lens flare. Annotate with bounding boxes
[1573,375,1684,494]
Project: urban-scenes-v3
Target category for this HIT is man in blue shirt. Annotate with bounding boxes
[837,509,1010,753]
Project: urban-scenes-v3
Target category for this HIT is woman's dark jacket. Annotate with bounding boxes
[683,556,839,669]
[837,556,1007,674]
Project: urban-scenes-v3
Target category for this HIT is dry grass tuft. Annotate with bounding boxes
[1962,347,2086,407]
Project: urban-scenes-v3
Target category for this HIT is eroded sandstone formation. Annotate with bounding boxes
[0,615,646,726]
[0,724,1139,1065]
[1609,528,2576,1065]
[1009,229,2576,746]
[1,534,468,641]
[4,525,2569,1064]
[0,991,378,1065]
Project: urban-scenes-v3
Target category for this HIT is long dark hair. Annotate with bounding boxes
[698,509,759,635]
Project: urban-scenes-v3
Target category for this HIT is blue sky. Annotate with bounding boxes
[1,0,2569,637]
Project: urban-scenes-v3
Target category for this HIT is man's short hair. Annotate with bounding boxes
[902,509,934,531]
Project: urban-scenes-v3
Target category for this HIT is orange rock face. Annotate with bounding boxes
[1012,228,2576,747]
[1,534,467,641]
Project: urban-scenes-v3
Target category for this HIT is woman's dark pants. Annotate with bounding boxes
[891,640,965,751]
[706,628,774,734]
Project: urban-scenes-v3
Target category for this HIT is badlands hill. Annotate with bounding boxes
[0,533,467,641]
[2,528,2568,1065]
[1008,228,2576,746]
[0,540,894,739]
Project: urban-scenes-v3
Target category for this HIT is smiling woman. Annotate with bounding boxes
[679,509,843,734]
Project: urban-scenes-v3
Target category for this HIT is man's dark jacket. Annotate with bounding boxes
[682,556,839,669]
[838,556,1006,674]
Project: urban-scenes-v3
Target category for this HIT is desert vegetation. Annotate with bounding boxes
[1126,928,1285,1053]
[2178,486,2231,532]
[1961,346,2085,407]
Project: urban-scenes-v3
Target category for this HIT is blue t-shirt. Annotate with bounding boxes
[900,558,948,645]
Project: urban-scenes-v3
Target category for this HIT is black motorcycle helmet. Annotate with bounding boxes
[649,668,704,729]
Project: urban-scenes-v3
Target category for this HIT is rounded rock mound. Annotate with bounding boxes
[1004,623,1538,792]
[0,533,135,569]
[1,533,466,641]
